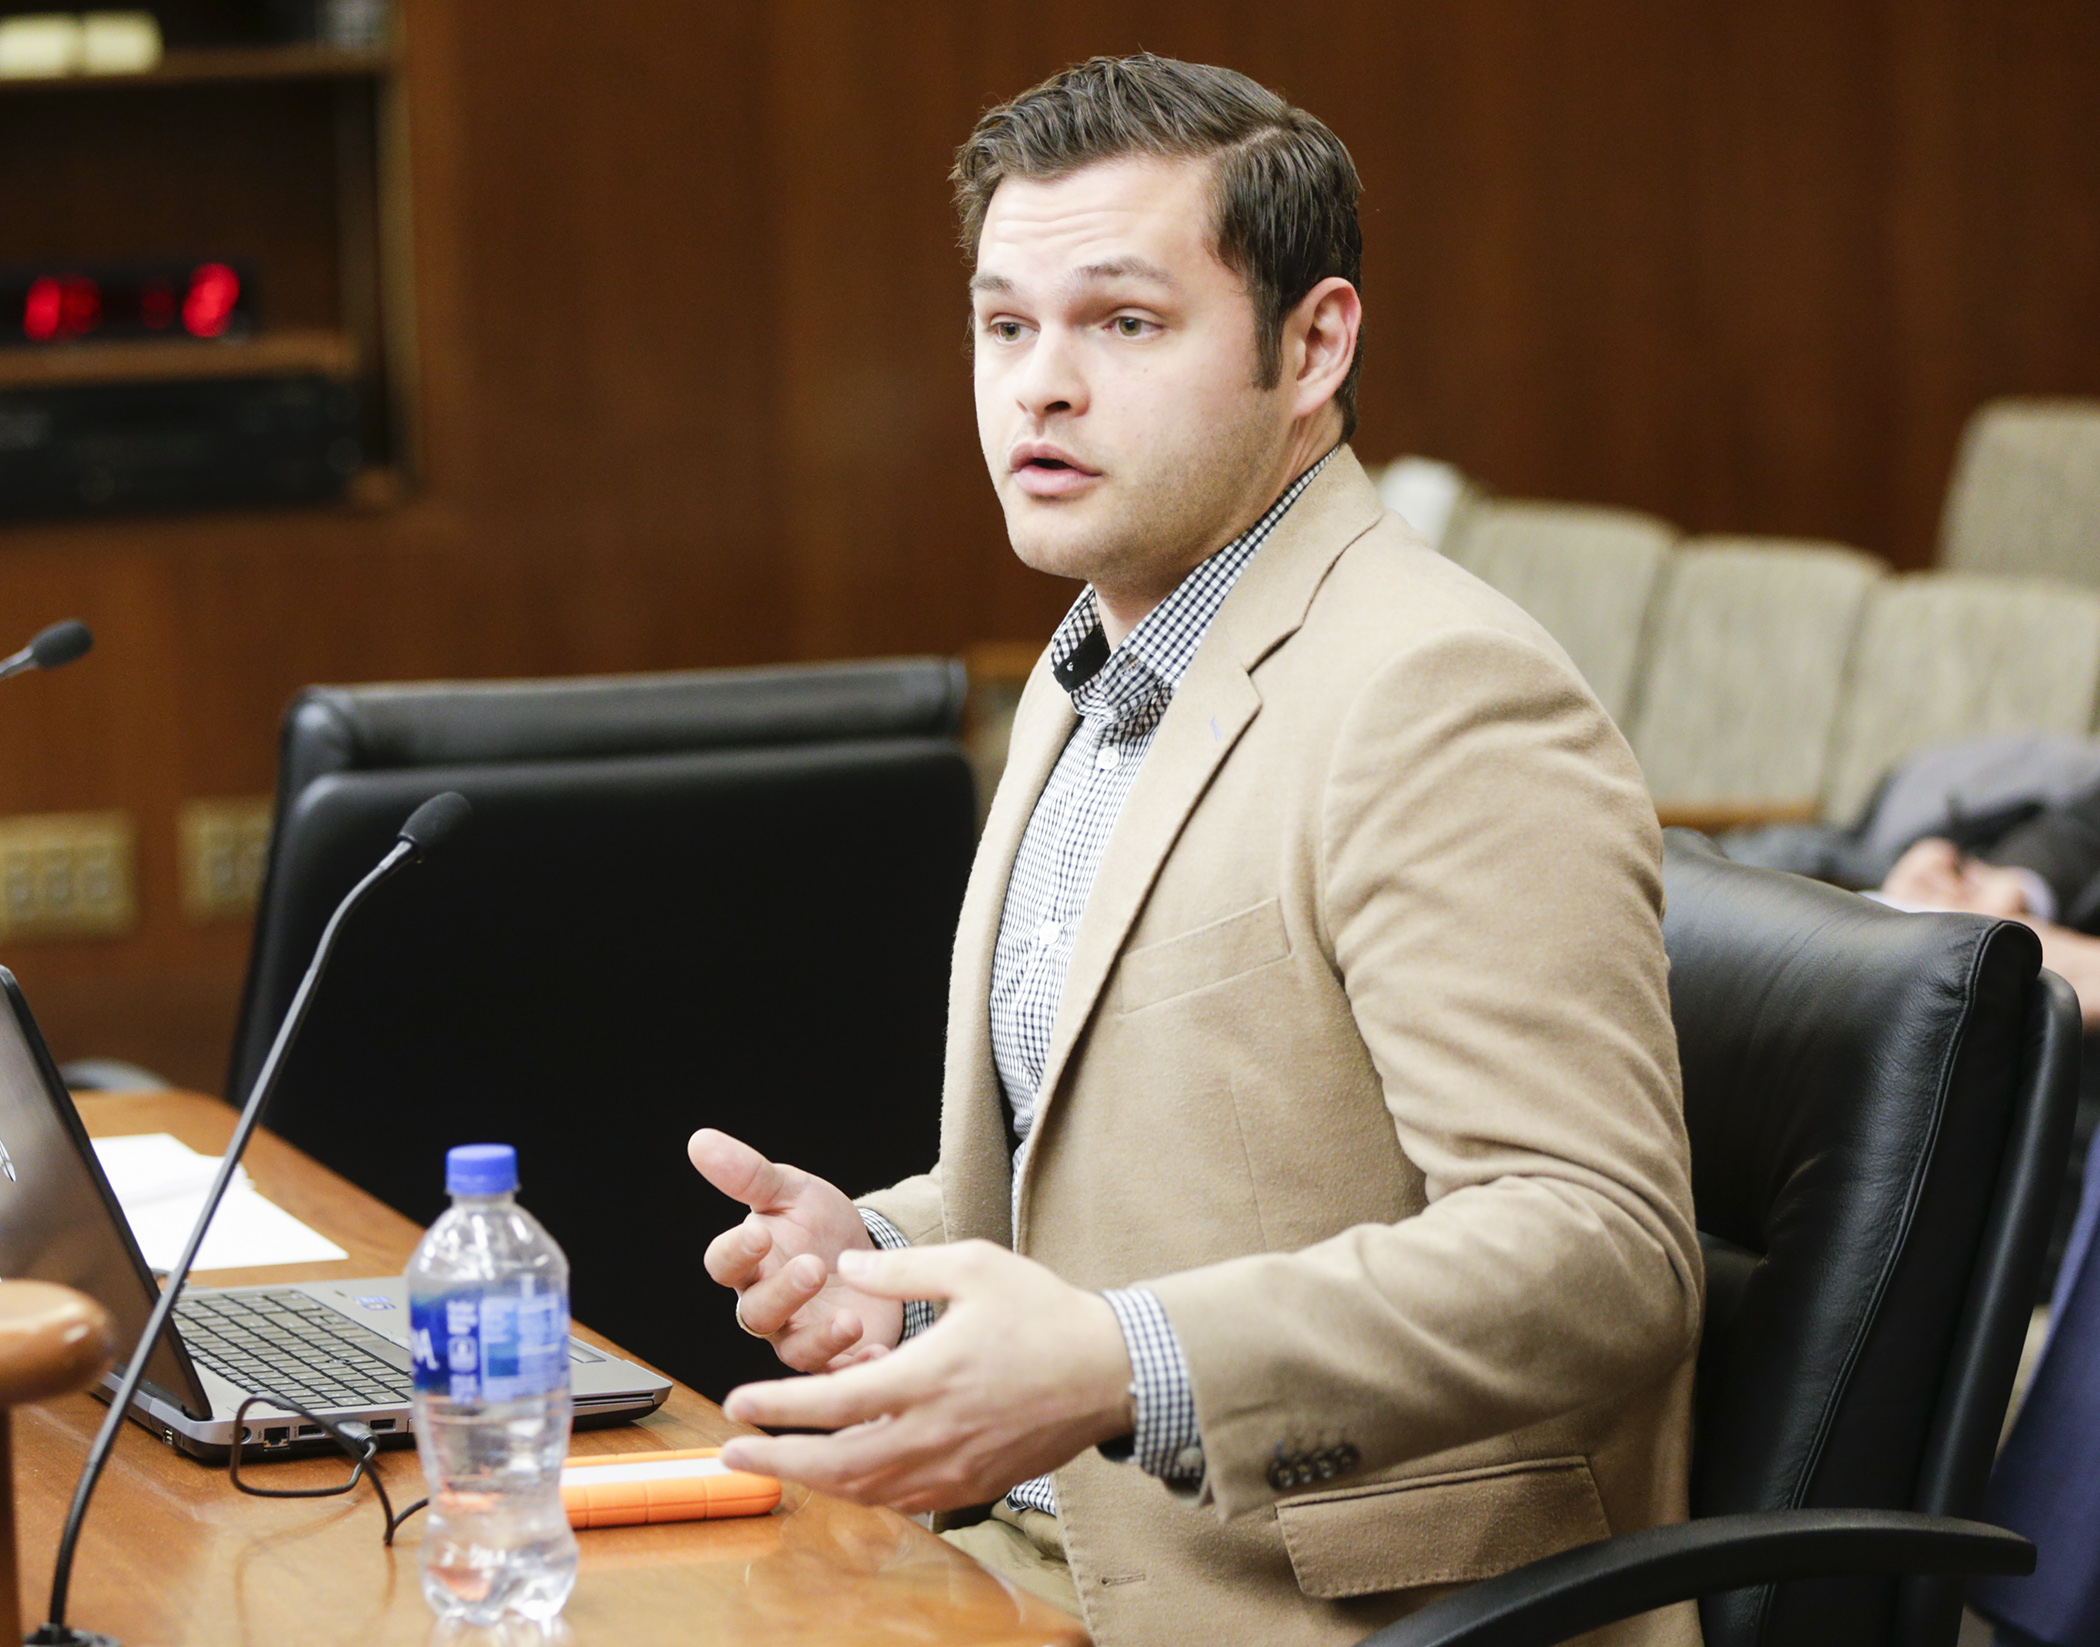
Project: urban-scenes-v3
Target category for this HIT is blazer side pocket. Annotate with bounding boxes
[1275,1456,1612,1599]
[1115,897,1291,1014]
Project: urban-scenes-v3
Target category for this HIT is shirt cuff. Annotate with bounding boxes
[857,1209,937,1339]
[2006,867,2058,924]
[1100,1286,1204,1485]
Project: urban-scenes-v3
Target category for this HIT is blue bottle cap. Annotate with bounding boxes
[446,1143,517,1196]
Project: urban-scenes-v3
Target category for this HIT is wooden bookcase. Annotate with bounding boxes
[0,39,416,495]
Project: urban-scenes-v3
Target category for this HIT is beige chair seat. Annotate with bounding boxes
[1441,499,1677,725]
[1822,573,2100,825]
[1941,398,2100,589]
[1628,538,1885,816]
[1374,455,1483,551]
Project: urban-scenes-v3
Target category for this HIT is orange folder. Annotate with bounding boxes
[559,1446,782,1528]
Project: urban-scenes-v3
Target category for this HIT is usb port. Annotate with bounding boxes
[370,1418,396,1431]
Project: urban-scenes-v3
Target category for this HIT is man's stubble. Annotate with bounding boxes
[999,381,1290,603]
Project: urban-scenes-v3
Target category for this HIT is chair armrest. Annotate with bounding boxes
[0,1280,114,1405]
[1354,1509,2033,1647]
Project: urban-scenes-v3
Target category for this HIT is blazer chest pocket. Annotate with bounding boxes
[1116,897,1291,1013]
[1275,1456,1612,1599]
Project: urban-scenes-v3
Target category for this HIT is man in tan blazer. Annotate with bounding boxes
[689,54,1703,1647]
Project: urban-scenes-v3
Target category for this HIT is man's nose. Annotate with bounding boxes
[1013,326,1086,419]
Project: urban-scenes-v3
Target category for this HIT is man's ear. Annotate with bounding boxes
[1286,277,1361,423]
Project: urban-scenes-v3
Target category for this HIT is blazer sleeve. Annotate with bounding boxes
[1145,627,1705,1519]
[1987,780,2100,932]
[856,1165,947,1248]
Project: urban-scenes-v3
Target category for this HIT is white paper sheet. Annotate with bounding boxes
[91,1132,349,1272]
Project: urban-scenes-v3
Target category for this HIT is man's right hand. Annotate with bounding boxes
[689,1128,906,1373]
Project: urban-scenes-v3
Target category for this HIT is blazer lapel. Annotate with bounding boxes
[1012,447,1388,1239]
[939,651,1076,1244]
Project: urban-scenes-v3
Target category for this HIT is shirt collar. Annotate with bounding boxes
[1047,448,1335,711]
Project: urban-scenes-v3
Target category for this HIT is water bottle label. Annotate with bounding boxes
[410,1285,569,1401]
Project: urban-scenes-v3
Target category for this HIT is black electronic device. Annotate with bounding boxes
[2,261,254,348]
[0,374,359,521]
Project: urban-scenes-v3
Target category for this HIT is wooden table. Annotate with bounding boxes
[13,1093,1089,1647]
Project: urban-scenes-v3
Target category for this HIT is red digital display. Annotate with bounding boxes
[3,261,253,347]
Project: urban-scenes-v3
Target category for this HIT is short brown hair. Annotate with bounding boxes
[953,54,1365,439]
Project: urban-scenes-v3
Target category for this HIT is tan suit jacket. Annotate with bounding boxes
[862,449,1704,1647]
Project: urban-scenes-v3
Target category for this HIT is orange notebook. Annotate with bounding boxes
[559,1447,782,1528]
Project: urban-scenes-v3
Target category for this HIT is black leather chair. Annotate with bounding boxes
[1360,831,2080,1647]
[228,659,976,1399]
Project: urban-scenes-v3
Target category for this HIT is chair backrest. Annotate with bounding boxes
[268,659,969,805]
[1820,573,2100,826]
[1941,398,2100,588]
[1662,833,2078,1647]
[1628,538,1884,810]
[230,659,976,1399]
[1442,499,1677,723]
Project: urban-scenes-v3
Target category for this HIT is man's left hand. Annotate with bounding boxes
[717,1240,1136,1514]
[1883,838,2036,918]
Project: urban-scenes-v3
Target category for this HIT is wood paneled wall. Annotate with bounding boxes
[3,0,2097,1089]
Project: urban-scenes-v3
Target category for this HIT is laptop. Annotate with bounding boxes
[0,969,671,1460]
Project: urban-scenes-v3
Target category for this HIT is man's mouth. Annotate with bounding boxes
[1010,444,1101,498]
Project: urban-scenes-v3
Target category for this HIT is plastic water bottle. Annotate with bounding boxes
[407,1143,579,1624]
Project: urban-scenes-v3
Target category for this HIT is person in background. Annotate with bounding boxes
[1882,809,2100,1029]
[686,54,1702,1647]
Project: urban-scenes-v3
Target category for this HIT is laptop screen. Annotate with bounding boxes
[0,970,210,1418]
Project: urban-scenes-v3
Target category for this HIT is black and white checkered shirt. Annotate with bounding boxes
[867,451,1332,1518]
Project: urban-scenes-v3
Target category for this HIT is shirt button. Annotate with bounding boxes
[1095,745,1121,771]
[1173,1445,1205,1475]
[1036,920,1061,946]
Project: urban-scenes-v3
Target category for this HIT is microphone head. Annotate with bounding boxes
[28,620,93,671]
[399,791,471,861]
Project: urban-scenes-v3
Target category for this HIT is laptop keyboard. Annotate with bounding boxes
[175,1289,411,1411]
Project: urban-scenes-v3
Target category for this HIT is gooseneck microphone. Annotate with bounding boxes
[0,620,94,682]
[33,791,473,1647]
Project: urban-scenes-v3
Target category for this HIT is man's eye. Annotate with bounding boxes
[1112,316,1151,338]
[986,320,1025,343]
